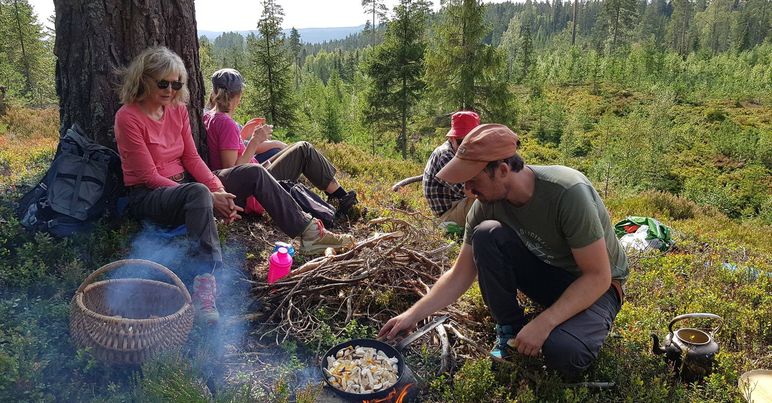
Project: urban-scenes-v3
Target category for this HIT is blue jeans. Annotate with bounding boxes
[472,220,621,379]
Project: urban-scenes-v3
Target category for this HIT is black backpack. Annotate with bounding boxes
[278,180,336,228]
[15,124,125,237]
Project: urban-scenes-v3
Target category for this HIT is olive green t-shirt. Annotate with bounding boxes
[463,165,628,282]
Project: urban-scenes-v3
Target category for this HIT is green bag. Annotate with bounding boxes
[614,216,673,252]
[439,221,464,237]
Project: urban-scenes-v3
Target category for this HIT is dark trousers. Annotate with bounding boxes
[472,220,621,378]
[128,182,221,279]
[214,164,311,237]
[266,141,337,191]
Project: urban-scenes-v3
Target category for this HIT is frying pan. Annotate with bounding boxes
[320,315,448,400]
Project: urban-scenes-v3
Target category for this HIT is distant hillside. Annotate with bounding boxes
[198,25,365,44]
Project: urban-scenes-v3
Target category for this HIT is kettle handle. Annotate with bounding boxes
[668,313,723,336]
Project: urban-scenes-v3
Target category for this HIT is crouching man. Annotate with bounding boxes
[379,124,628,380]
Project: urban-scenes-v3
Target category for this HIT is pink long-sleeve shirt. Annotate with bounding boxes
[115,103,222,191]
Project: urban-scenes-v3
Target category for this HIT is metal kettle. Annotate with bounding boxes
[651,313,722,382]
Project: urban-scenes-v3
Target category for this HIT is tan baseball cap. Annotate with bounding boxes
[436,124,519,184]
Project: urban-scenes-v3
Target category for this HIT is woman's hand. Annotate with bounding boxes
[239,117,265,141]
[211,190,243,224]
[245,124,272,152]
[252,124,272,143]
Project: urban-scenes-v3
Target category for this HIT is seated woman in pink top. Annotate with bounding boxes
[114,47,354,324]
[203,68,358,216]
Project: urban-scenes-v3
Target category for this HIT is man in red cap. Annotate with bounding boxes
[422,111,480,225]
[381,124,628,380]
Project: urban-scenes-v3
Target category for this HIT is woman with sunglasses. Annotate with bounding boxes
[114,47,355,324]
[204,68,358,216]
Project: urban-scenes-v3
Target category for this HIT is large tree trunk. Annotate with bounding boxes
[53,0,206,154]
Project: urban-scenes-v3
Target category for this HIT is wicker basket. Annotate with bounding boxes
[69,259,194,364]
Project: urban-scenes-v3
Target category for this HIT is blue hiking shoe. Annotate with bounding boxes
[490,324,518,360]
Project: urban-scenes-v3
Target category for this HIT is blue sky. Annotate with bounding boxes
[29,0,510,31]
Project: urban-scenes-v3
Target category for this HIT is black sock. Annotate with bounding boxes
[327,187,347,199]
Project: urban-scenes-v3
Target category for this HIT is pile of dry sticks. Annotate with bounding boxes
[241,216,500,371]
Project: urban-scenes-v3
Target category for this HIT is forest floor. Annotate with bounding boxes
[0,94,770,402]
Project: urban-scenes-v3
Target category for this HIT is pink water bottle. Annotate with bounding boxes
[267,247,292,284]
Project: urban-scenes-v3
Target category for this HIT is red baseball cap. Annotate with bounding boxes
[446,111,480,138]
[437,124,520,184]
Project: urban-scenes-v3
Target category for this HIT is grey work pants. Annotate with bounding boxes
[128,182,222,273]
[266,141,337,191]
[213,164,311,237]
[472,220,622,379]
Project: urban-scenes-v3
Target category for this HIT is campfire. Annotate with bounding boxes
[362,383,415,403]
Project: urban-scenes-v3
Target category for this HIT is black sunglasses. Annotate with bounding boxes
[156,79,184,90]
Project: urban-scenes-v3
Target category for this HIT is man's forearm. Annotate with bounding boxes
[537,272,610,329]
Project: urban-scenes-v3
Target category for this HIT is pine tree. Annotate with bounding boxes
[365,0,431,158]
[520,3,534,81]
[0,0,50,103]
[637,0,668,46]
[248,0,296,128]
[499,15,521,81]
[288,27,302,89]
[425,0,512,122]
[571,0,579,45]
[321,71,344,143]
[598,0,639,54]
[199,36,216,94]
[667,0,694,56]
[213,32,247,70]
[361,0,388,46]
[695,0,733,54]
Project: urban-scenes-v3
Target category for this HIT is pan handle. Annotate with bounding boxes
[395,315,448,351]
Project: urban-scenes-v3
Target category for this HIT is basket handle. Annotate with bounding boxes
[76,259,192,304]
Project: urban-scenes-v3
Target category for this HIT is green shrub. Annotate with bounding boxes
[134,354,210,402]
[607,190,700,220]
[430,358,508,402]
[704,108,727,122]
[682,164,769,219]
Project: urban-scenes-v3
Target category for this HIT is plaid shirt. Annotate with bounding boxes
[423,141,466,216]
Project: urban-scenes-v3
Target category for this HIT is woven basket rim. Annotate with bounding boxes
[74,278,192,325]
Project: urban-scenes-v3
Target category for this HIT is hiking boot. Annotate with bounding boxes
[192,273,219,324]
[299,218,355,254]
[490,323,519,360]
[334,190,358,217]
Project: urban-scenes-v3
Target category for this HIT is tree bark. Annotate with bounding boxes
[53,0,206,154]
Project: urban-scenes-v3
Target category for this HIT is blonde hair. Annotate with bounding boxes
[207,87,240,113]
[118,46,190,105]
